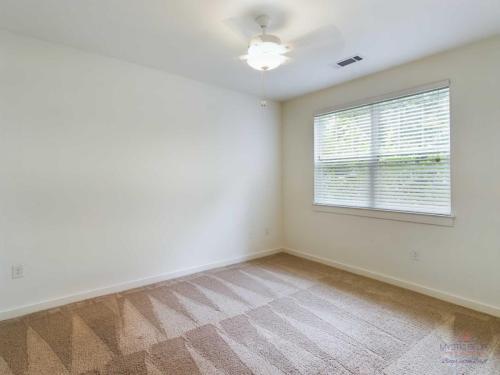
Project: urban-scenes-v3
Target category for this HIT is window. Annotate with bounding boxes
[314,83,451,216]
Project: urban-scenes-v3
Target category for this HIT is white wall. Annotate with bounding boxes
[283,36,500,315]
[0,31,282,317]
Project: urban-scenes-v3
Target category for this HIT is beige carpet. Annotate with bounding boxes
[1,253,499,375]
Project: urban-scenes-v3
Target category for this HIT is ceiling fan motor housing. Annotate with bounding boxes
[249,34,283,48]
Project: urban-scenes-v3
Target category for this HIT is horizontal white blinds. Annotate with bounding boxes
[314,86,451,215]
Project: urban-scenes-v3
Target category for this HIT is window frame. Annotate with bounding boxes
[312,80,455,226]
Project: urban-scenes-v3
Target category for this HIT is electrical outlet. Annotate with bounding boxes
[265,228,270,236]
[410,250,420,262]
[12,264,24,279]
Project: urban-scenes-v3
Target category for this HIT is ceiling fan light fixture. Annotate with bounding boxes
[246,51,288,71]
[245,37,289,71]
[242,18,289,71]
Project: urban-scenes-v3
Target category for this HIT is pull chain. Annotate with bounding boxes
[260,69,267,107]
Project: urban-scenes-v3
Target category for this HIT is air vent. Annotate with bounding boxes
[336,55,363,67]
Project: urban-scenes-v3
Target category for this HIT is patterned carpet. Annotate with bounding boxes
[1,253,499,375]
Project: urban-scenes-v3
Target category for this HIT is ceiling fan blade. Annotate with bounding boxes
[223,16,259,41]
[223,9,289,41]
[290,24,344,53]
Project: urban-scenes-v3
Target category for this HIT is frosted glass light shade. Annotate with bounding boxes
[246,53,288,71]
[245,37,289,71]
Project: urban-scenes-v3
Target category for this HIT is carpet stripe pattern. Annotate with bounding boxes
[0,253,499,374]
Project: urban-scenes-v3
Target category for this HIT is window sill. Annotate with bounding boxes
[312,204,455,227]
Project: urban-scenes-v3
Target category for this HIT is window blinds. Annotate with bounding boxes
[314,86,451,216]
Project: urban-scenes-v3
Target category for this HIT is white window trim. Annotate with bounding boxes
[315,80,450,117]
[312,80,455,227]
[312,204,455,226]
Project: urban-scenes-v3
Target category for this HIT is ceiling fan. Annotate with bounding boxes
[227,12,343,73]
[239,14,290,72]
[226,12,343,106]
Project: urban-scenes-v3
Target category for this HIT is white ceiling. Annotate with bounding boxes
[1,0,499,101]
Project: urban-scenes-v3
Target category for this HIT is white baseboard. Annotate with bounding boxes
[283,247,500,318]
[0,248,281,322]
